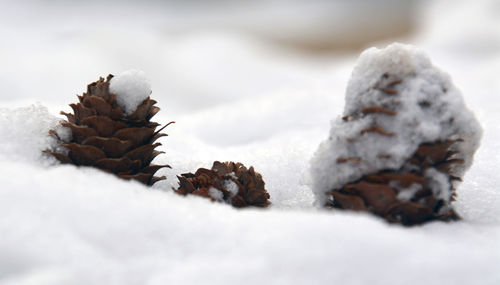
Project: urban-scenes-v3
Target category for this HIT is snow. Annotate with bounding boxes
[395,183,421,201]
[0,104,62,164]
[224,178,239,198]
[1,163,497,285]
[425,168,451,202]
[208,187,224,201]
[196,172,246,202]
[0,0,499,284]
[311,43,482,205]
[109,70,152,115]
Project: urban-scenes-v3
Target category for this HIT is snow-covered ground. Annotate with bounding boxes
[1,0,499,284]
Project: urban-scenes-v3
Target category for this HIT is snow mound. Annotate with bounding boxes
[311,43,482,205]
[109,69,152,115]
[0,104,66,164]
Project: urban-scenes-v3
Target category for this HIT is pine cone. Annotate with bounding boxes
[311,44,482,226]
[45,73,172,186]
[175,161,271,208]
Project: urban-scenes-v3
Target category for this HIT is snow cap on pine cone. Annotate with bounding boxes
[109,69,152,115]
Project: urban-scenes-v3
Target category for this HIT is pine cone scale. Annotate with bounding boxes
[124,143,161,166]
[81,136,134,158]
[147,107,160,120]
[330,191,368,211]
[126,98,155,121]
[61,122,98,142]
[70,103,96,124]
[384,202,434,225]
[94,158,141,173]
[343,181,397,215]
[113,128,155,145]
[81,116,127,137]
[140,165,170,176]
[63,143,106,166]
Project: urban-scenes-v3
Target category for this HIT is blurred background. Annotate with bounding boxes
[0,0,499,159]
[1,0,498,113]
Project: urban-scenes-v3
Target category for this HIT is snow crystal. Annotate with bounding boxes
[425,168,452,205]
[395,183,422,201]
[311,43,482,205]
[224,178,239,198]
[208,187,224,201]
[207,179,239,202]
[54,124,72,143]
[227,172,238,179]
[0,104,66,164]
[109,69,152,115]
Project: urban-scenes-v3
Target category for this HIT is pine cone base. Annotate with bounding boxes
[326,140,463,226]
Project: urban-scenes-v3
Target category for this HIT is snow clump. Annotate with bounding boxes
[224,177,239,198]
[109,69,152,115]
[311,43,482,205]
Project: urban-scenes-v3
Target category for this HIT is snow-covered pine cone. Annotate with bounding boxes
[175,161,271,208]
[311,44,482,226]
[45,71,172,186]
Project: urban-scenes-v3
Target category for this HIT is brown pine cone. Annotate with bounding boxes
[45,73,172,186]
[311,44,482,226]
[175,161,271,208]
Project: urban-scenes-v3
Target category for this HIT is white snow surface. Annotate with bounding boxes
[109,70,152,115]
[311,43,482,205]
[1,1,500,284]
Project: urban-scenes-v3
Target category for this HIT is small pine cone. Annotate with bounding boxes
[311,44,482,226]
[45,73,172,186]
[175,161,271,208]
